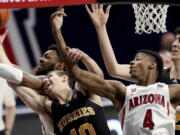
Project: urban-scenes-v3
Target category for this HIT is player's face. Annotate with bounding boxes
[159,51,172,68]
[130,53,153,81]
[171,35,180,60]
[43,72,69,97]
[35,50,61,75]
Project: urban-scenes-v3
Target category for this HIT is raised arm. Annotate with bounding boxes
[86,4,131,81]
[51,9,126,110]
[50,9,103,78]
[0,30,43,90]
[50,9,104,105]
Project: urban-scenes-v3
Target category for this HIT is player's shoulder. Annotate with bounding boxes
[168,83,180,89]
[155,82,168,87]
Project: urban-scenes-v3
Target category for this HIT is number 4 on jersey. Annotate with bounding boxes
[143,109,154,130]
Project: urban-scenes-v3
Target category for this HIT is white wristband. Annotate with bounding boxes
[0,63,23,84]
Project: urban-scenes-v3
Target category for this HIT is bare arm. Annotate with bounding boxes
[70,65,126,110]
[67,48,104,105]
[50,9,104,105]
[51,10,126,111]
[80,52,104,78]
[5,106,15,135]
[86,4,131,81]
[50,9,104,78]
[8,82,51,113]
[0,30,43,90]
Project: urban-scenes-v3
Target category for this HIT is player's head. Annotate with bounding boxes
[43,70,72,99]
[130,50,163,84]
[158,50,173,69]
[160,32,176,51]
[171,27,180,60]
[35,44,64,75]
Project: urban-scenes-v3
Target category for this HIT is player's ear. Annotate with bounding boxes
[149,62,157,70]
[62,74,68,82]
[55,62,64,70]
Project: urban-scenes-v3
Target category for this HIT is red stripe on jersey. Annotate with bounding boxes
[167,102,170,116]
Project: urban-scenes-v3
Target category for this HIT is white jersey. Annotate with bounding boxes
[39,114,55,135]
[118,83,176,135]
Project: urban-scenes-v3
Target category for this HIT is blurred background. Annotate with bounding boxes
[2,3,180,135]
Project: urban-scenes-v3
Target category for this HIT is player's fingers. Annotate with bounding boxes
[100,4,103,10]
[91,4,96,12]
[71,53,78,62]
[85,5,92,15]
[73,54,82,63]
[67,50,73,59]
[56,11,67,17]
[105,5,111,16]
[52,10,67,18]
[56,6,64,11]
[94,4,98,10]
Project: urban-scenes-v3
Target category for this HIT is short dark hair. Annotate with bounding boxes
[136,49,164,77]
[50,70,73,87]
[47,44,63,62]
[158,49,171,54]
[174,27,180,35]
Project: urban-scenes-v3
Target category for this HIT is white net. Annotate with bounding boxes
[132,4,169,34]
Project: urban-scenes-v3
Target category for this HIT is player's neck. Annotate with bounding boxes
[172,57,180,66]
[57,87,72,104]
[170,64,180,79]
[137,72,157,86]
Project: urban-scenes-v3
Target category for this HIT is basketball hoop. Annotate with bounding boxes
[132,4,169,34]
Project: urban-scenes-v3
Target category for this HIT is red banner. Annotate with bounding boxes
[0,0,96,8]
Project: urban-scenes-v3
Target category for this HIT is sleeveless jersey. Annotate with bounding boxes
[118,83,175,135]
[51,89,111,135]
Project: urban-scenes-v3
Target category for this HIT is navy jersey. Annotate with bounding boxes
[158,68,180,84]
[51,89,111,135]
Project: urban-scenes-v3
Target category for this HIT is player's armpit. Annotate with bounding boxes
[8,83,47,113]
[43,98,52,113]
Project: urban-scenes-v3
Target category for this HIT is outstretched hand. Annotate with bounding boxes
[50,8,67,32]
[0,29,8,45]
[85,4,111,28]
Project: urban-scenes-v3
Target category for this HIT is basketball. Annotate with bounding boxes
[0,9,9,28]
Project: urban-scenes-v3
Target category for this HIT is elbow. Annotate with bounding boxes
[107,68,118,78]
[105,63,119,77]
